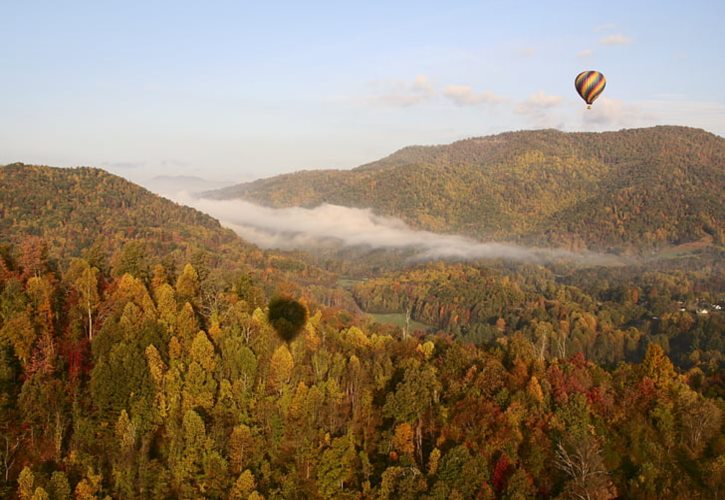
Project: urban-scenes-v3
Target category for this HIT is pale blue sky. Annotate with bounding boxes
[1,0,723,186]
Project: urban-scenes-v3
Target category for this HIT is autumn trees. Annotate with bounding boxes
[0,235,721,498]
[206,127,725,252]
[353,261,723,373]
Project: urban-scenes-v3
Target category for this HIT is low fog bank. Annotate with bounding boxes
[173,193,623,266]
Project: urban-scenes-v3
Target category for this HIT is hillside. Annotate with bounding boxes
[208,126,725,252]
[0,163,347,305]
[0,164,253,264]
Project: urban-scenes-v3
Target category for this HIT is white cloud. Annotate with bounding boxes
[443,85,507,106]
[514,92,566,129]
[600,34,632,45]
[366,75,435,107]
[580,97,653,129]
[577,49,593,58]
[173,194,621,265]
[516,91,563,114]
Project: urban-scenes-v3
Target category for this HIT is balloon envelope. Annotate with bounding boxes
[575,71,606,106]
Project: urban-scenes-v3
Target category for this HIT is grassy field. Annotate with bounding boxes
[651,236,717,259]
[337,277,363,289]
[368,313,433,332]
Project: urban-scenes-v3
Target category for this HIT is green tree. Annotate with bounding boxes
[317,434,359,499]
[48,471,71,500]
[182,331,218,412]
[113,409,136,497]
[112,240,150,281]
[377,466,427,499]
[383,360,440,465]
[170,409,209,496]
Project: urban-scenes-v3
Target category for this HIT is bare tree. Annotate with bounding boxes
[403,305,411,340]
[1,431,25,483]
[555,436,617,500]
[555,330,568,359]
[680,396,721,457]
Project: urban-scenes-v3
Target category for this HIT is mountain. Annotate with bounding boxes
[0,163,256,266]
[207,126,725,253]
[0,164,344,303]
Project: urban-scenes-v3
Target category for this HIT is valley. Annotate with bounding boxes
[0,127,722,498]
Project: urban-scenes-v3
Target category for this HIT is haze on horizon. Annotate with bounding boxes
[2,0,724,188]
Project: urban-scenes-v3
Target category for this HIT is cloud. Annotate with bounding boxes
[600,34,632,45]
[580,97,653,129]
[173,194,622,266]
[574,97,725,135]
[577,49,593,58]
[514,91,565,129]
[366,75,435,107]
[443,85,507,106]
[516,91,563,114]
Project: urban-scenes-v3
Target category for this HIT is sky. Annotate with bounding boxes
[1,0,723,187]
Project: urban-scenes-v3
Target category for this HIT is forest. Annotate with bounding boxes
[0,237,723,499]
[0,158,723,499]
[350,260,723,370]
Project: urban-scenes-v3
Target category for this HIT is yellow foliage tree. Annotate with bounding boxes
[269,345,294,394]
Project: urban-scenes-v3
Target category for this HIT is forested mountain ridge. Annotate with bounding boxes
[208,126,725,252]
[0,163,252,264]
[0,163,350,307]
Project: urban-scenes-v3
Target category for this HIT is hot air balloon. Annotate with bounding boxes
[575,70,606,109]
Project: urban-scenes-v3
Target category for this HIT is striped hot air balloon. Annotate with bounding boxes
[575,70,606,109]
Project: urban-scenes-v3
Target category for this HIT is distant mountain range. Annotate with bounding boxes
[206,126,724,253]
[143,175,233,196]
